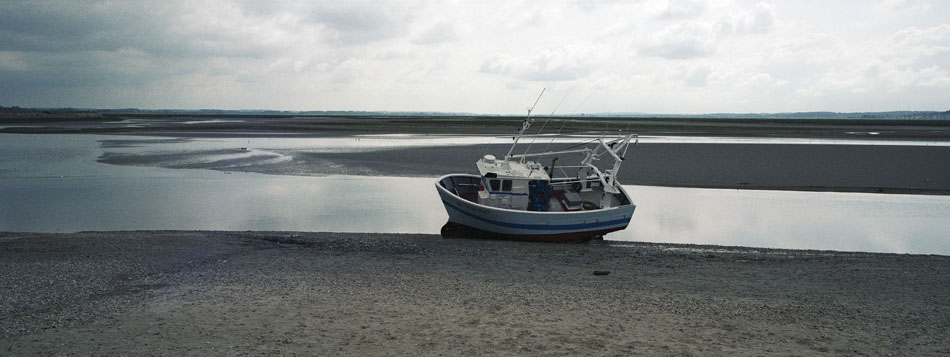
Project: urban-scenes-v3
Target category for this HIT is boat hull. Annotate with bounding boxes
[439,222,622,243]
[436,174,636,243]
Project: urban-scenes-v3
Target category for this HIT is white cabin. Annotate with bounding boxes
[475,154,549,210]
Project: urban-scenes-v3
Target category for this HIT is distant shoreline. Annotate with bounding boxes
[3,105,949,119]
[3,110,950,139]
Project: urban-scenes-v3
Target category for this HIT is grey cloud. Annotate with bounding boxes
[0,49,190,109]
[748,3,776,34]
[0,2,119,44]
[233,1,413,46]
[0,2,281,59]
[890,24,950,49]
[479,55,509,74]
[879,25,950,76]
[570,0,628,13]
[683,65,712,86]
[480,47,596,82]
[640,40,714,59]
[0,1,288,107]
[0,2,175,53]
[1,47,194,86]
[411,22,457,45]
[656,0,705,20]
[305,2,410,45]
[714,2,775,36]
[870,24,950,88]
[640,2,775,60]
[737,2,775,35]
[233,1,414,47]
[640,23,715,59]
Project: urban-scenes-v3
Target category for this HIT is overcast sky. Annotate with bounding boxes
[1,1,948,114]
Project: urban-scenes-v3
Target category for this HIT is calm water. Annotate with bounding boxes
[2,134,949,254]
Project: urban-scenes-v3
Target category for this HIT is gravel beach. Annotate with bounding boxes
[2,231,948,355]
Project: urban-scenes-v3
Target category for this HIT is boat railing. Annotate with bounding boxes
[549,177,594,184]
[549,165,615,185]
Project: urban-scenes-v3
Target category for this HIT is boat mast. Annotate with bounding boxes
[504,88,545,161]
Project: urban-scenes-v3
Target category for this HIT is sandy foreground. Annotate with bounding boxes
[1,231,947,355]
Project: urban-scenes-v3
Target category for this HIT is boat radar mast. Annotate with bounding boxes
[504,88,545,161]
[498,88,635,196]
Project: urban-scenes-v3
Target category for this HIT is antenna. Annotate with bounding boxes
[526,88,545,117]
[505,88,545,160]
[522,87,574,158]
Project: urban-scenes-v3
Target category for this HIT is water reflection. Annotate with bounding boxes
[2,133,949,255]
[611,187,950,254]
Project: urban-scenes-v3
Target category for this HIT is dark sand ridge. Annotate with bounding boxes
[99,142,950,195]
[1,231,948,355]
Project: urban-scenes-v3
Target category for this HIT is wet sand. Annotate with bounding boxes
[284,143,950,194]
[1,231,948,355]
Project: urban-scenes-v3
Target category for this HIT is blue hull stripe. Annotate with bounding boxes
[441,198,631,232]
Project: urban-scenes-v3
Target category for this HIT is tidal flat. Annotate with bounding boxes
[2,114,949,354]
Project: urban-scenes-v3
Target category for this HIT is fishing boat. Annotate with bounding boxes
[435,92,637,242]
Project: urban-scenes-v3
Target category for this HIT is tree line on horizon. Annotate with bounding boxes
[2,105,949,121]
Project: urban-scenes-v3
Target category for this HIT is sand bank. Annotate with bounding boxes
[98,142,950,195]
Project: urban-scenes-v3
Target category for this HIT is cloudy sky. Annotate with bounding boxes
[1,0,948,114]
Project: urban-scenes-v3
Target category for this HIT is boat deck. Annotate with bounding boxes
[545,183,628,212]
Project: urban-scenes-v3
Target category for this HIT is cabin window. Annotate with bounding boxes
[502,180,512,192]
[489,179,500,191]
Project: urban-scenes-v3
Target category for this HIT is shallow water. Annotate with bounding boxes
[618,186,950,254]
[2,134,949,254]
